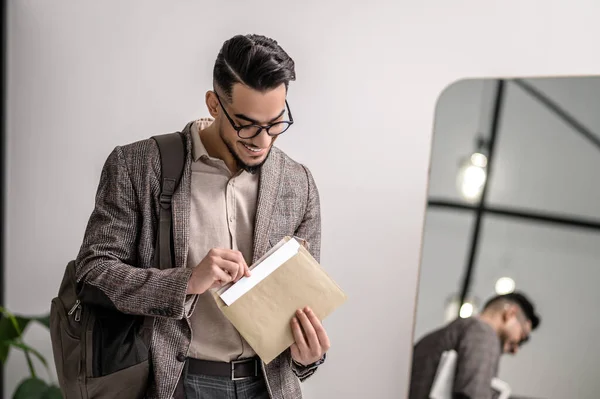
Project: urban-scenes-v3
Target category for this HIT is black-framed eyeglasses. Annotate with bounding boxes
[516,312,530,347]
[214,91,294,139]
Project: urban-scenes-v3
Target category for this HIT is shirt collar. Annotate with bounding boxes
[191,118,215,162]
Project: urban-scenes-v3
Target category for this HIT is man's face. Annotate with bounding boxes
[499,306,532,355]
[214,83,288,174]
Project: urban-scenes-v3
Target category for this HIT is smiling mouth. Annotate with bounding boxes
[242,143,264,153]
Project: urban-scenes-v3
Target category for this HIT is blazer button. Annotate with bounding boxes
[176,353,186,362]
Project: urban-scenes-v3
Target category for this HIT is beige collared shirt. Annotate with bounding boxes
[186,118,259,361]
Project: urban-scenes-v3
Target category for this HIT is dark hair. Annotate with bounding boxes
[213,34,296,101]
[483,291,541,330]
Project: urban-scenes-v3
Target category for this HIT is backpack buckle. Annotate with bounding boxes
[159,194,172,209]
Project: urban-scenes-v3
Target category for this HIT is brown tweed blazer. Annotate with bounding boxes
[75,121,323,399]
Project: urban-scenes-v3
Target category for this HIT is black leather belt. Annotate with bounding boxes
[186,357,261,381]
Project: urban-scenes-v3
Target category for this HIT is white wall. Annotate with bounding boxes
[6,1,600,398]
[415,78,600,399]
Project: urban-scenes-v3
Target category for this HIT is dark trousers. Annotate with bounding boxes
[183,373,270,399]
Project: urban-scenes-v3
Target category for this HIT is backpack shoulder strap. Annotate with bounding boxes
[151,132,186,270]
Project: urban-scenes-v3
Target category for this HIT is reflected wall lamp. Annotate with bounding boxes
[457,136,489,202]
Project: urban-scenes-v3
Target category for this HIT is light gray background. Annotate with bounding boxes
[415,77,600,399]
[5,1,600,398]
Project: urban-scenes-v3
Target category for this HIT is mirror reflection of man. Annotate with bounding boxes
[409,292,541,399]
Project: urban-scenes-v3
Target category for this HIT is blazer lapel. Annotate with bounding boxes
[172,123,193,269]
[252,149,285,263]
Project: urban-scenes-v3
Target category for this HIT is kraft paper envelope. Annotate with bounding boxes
[211,236,347,364]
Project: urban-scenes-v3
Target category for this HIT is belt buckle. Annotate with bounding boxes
[231,359,257,381]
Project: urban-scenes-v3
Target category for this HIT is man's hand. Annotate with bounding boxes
[290,306,330,366]
[186,248,251,295]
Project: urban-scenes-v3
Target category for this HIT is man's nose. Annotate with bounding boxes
[253,129,273,147]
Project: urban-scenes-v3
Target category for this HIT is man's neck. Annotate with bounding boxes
[478,313,502,335]
[199,124,239,174]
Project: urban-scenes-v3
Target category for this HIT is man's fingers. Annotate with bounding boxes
[297,309,320,352]
[305,307,331,351]
[210,249,249,281]
[212,248,248,268]
[291,316,309,354]
[211,258,241,281]
[211,265,233,286]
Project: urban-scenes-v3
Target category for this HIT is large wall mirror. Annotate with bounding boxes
[411,76,600,399]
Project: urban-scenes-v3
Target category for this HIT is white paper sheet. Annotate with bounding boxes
[428,349,512,399]
[219,238,301,306]
[491,378,511,399]
[429,350,457,399]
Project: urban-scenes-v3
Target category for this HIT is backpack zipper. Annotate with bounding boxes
[68,299,82,322]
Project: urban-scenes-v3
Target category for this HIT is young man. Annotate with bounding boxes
[409,292,541,399]
[75,34,329,399]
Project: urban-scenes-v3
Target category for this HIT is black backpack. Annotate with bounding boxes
[49,132,186,398]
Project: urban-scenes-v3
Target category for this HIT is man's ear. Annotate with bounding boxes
[205,91,219,118]
[506,305,519,322]
[501,305,513,323]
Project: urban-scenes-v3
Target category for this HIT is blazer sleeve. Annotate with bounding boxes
[75,145,193,320]
[290,164,326,380]
[453,323,501,399]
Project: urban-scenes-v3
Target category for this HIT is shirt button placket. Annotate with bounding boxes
[228,181,234,223]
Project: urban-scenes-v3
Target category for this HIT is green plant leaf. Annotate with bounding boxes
[0,315,30,338]
[0,314,32,363]
[0,308,52,364]
[12,378,63,399]
[12,377,48,399]
[0,307,22,333]
[42,385,62,399]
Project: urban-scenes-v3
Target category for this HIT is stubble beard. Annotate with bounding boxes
[221,132,272,175]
